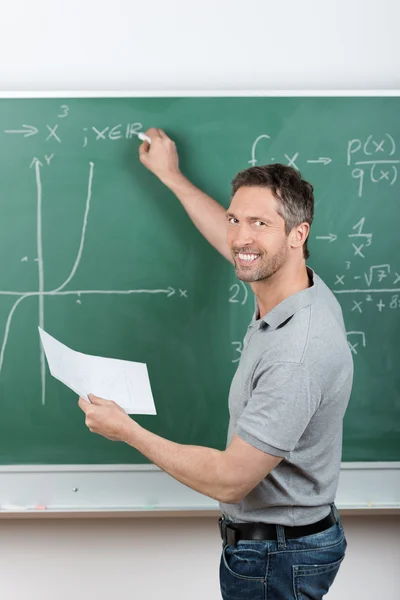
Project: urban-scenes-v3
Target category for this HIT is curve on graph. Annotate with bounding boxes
[51,162,94,293]
[0,293,32,376]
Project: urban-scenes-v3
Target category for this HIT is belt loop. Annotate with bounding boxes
[276,524,286,550]
[331,503,340,524]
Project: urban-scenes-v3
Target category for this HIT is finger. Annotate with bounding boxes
[139,141,150,156]
[88,393,106,404]
[145,127,162,139]
[78,397,89,411]
[156,128,167,139]
[157,129,174,143]
[138,143,150,164]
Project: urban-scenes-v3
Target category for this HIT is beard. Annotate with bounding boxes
[233,242,288,283]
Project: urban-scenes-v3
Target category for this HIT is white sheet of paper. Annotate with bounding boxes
[38,327,156,415]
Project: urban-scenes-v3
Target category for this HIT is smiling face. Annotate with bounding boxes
[227,186,290,283]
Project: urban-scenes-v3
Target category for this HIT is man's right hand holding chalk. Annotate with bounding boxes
[138,128,182,187]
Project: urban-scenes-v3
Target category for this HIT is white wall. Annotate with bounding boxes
[0,1,399,599]
[1,0,400,91]
[0,515,399,600]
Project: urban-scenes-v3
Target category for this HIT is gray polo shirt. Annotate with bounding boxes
[220,268,353,526]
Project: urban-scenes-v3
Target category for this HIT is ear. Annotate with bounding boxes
[289,222,310,250]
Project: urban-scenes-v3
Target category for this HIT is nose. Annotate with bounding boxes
[231,223,254,248]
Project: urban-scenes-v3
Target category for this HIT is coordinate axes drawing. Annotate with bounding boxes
[0,160,184,405]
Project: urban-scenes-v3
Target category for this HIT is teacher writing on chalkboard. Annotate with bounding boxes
[78,128,353,600]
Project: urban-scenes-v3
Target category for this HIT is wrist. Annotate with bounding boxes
[121,417,141,447]
[161,170,187,190]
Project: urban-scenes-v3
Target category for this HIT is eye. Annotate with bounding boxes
[228,217,239,225]
[254,221,266,227]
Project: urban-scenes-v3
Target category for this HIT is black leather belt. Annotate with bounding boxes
[219,507,337,546]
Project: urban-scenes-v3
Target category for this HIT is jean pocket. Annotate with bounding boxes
[293,555,344,600]
[220,544,266,600]
[222,543,266,581]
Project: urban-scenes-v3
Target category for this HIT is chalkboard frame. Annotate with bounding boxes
[0,461,399,517]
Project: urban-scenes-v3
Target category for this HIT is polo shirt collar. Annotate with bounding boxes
[254,267,318,330]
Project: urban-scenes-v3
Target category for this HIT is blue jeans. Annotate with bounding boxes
[219,509,347,600]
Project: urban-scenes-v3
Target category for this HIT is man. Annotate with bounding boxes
[79,128,353,600]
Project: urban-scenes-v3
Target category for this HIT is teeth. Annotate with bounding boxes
[238,253,259,262]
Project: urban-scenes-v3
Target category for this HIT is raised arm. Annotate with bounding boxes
[139,128,233,263]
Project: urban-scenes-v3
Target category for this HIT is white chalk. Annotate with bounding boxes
[137,132,151,144]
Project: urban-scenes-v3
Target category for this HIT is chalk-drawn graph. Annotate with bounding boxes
[0,160,182,405]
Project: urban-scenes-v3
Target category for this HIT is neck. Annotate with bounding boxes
[251,259,310,319]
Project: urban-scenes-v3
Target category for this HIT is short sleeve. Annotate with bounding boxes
[236,361,321,457]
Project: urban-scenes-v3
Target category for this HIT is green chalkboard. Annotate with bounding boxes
[0,94,399,466]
